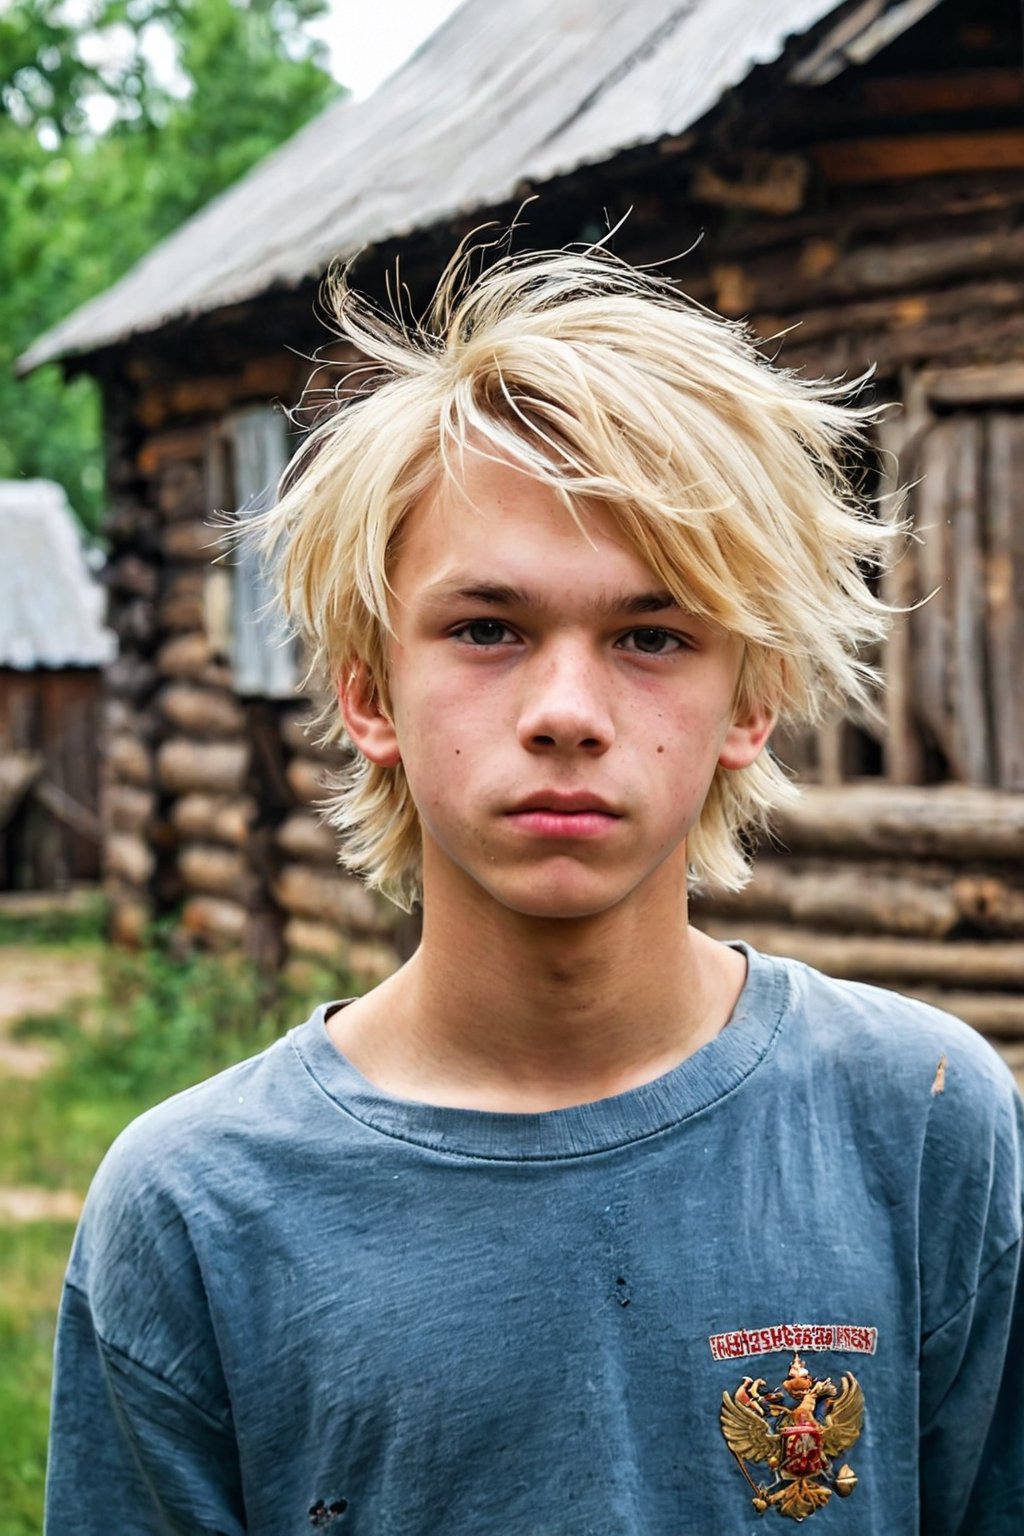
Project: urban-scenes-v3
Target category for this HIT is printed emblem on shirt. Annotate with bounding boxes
[719,1351,864,1521]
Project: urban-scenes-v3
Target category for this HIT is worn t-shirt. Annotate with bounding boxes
[46,945,1023,1534]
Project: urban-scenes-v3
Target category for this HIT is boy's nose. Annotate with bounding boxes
[516,647,614,754]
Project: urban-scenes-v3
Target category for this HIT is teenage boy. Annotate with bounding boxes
[47,248,1022,1534]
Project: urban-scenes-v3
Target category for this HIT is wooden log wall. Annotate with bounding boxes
[273,707,404,985]
[691,785,1024,1088]
[98,340,404,985]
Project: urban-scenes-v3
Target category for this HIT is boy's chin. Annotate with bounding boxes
[471,868,646,924]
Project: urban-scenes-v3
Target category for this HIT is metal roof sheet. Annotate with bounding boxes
[21,0,940,371]
[0,481,116,669]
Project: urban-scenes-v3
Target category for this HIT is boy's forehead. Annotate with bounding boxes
[393,456,660,593]
[388,446,742,645]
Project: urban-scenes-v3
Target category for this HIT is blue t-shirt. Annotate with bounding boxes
[46,946,1023,1534]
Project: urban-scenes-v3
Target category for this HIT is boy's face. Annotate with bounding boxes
[342,452,772,922]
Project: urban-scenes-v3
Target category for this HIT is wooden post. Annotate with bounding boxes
[948,415,992,784]
[878,401,924,783]
[986,414,1024,788]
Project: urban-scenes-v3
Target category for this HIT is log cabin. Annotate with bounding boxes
[20,0,1024,1075]
[0,480,114,890]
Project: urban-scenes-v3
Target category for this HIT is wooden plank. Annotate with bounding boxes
[180,894,248,948]
[157,738,248,796]
[947,416,993,784]
[767,783,1024,862]
[923,365,1024,406]
[953,874,1024,936]
[274,863,395,936]
[731,230,1024,316]
[691,155,808,216]
[157,683,246,739]
[170,792,255,846]
[696,860,1024,940]
[986,415,1024,789]
[813,131,1024,184]
[694,861,960,938]
[178,844,253,901]
[877,413,923,784]
[715,176,1024,259]
[907,991,1024,1039]
[0,752,42,829]
[275,811,338,865]
[783,310,1024,382]
[136,426,208,476]
[853,69,1024,118]
[696,922,1024,990]
[912,419,953,765]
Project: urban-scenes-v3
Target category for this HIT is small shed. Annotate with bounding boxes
[19,0,1024,1066]
[0,480,115,889]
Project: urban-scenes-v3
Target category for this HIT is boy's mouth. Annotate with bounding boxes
[505,792,622,838]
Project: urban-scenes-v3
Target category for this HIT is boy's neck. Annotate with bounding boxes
[326,855,748,1113]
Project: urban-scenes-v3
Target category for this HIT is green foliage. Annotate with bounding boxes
[0,1,342,534]
[6,933,346,1187]
[0,890,108,948]
[0,1221,72,1536]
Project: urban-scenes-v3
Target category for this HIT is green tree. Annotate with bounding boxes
[0,0,341,534]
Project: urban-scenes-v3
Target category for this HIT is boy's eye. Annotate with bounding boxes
[454,619,515,646]
[618,628,684,655]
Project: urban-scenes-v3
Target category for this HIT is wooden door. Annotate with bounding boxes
[881,367,1024,789]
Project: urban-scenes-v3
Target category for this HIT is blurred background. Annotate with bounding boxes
[1,2,1023,1526]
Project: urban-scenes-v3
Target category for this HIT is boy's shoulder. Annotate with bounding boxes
[771,944,1016,1094]
[70,1011,335,1284]
[747,944,1022,1162]
[763,948,1023,1252]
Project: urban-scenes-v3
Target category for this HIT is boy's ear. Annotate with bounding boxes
[717,698,775,772]
[338,662,402,768]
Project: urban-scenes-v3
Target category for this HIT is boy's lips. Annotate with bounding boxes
[508,791,621,815]
[504,792,623,838]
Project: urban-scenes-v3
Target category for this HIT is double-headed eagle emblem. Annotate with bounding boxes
[720,1353,864,1521]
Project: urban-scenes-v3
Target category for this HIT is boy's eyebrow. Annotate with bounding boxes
[420,579,683,616]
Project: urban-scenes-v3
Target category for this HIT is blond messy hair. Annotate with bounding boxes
[254,241,895,911]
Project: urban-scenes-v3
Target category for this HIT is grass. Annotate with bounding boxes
[0,889,109,950]
[0,905,348,1536]
[0,1224,73,1536]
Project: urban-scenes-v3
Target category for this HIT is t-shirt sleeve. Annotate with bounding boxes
[45,1109,247,1535]
[917,1047,1024,1535]
[46,1281,246,1535]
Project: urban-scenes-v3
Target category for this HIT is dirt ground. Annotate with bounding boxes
[0,946,102,1078]
[0,942,102,1223]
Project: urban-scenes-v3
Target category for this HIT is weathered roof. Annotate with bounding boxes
[22,0,942,371]
[0,481,116,669]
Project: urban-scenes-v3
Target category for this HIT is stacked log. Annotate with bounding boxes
[101,368,408,983]
[100,465,162,943]
[274,706,403,987]
[155,700,254,949]
[692,785,1024,1085]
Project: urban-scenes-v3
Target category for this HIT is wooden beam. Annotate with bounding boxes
[136,426,208,475]
[767,783,1024,862]
[947,417,992,785]
[986,415,1024,790]
[813,131,1024,184]
[922,364,1024,406]
[691,155,809,216]
[853,69,1024,118]
[696,922,1024,991]
[877,412,924,784]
